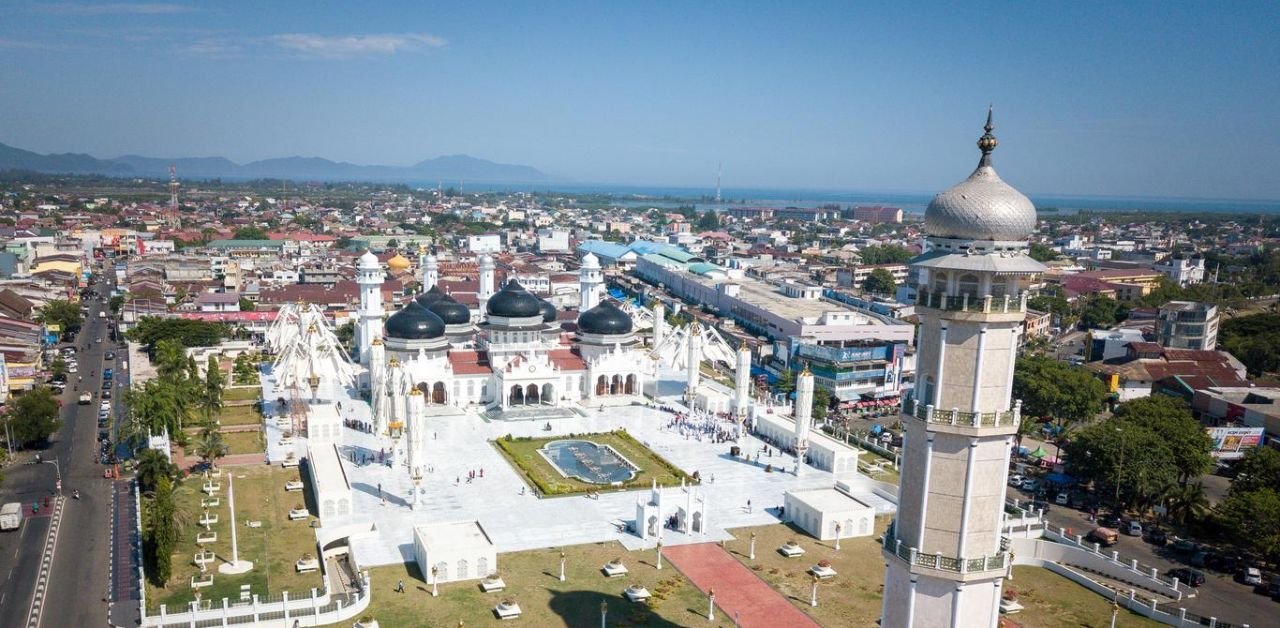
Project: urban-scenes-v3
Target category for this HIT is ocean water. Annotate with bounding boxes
[450,181,1279,216]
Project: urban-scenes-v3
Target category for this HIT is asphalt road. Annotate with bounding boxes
[0,464,54,628]
[1015,484,1274,627]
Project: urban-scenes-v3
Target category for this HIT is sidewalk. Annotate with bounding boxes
[664,542,819,628]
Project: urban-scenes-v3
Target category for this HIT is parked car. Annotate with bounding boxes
[1264,577,1280,598]
[1021,479,1040,492]
[1099,514,1123,529]
[1169,568,1206,587]
[1147,528,1168,546]
[104,352,115,360]
[1190,551,1210,568]
[1008,474,1025,488]
[1123,520,1143,537]
[1242,567,1264,587]
[1172,538,1199,555]
[1055,492,1070,506]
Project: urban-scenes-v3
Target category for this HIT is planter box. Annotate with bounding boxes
[809,565,837,579]
[191,575,214,589]
[778,544,806,558]
[480,577,506,593]
[494,602,521,620]
[200,498,221,508]
[602,563,629,578]
[202,482,221,495]
[199,514,219,526]
[281,459,300,469]
[246,520,262,528]
[194,552,216,567]
[999,599,1024,615]
[288,508,309,521]
[197,531,218,544]
[285,481,304,492]
[624,585,651,602]
[295,558,320,573]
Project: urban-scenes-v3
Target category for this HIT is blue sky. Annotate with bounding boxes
[2,1,1278,199]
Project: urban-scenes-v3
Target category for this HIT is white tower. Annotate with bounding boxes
[405,388,426,509]
[478,255,496,315]
[579,252,603,311]
[794,367,813,474]
[685,325,701,403]
[880,111,1044,628]
[734,345,752,420]
[356,250,385,366]
[422,252,439,292]
[652,302,666,348]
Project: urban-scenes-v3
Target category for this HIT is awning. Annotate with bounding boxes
[1044,472,1075,485]
[1027,446,1049,459]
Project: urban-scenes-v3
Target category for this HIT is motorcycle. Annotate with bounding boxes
[73,490,80,500]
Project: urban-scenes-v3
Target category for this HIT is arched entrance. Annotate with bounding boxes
[526,383,540,405]
[509,385,524,406]
[432,382,447,404]
[692,511,703,533]
[610,374,622,395]
[625,374,637,395]
[596,375,607,396]
[542,383,554,405]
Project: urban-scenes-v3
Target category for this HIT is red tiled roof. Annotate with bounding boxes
[447,350,492,375]
[548,348,586,371]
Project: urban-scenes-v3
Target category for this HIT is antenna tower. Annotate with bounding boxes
[168,164,179,211]
[715,162,722,206]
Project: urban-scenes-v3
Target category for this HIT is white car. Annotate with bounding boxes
[1007,474,1025,488]
[1055,492,1070,505]
[1242,567,1263,586]
[100,401,111,411]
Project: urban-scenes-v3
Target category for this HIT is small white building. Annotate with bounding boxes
[784,484,875,541]
[306,443,352,521]
[415,520,498,584]
[753,410,862,474]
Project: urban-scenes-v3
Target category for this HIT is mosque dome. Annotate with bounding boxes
[387,252,411,271]
[538,299,557,323]
[428,294,473,325]
[486,279,543,318]
[358,249,380,269]
[384,301,445,340]
[923,109,1037,242]
[577,300,633,336]
[415,284,447,308]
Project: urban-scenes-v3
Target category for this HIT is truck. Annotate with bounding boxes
[78,391,92,405]
[98,311,106,319]
[0,502,22,531]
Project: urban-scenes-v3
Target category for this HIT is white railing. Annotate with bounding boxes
[141,571,371,628]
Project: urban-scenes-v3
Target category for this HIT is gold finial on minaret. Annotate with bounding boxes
[977,105,998,165]
[800,360,811,377]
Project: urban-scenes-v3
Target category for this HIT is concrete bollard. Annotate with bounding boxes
[1131,559,1138,572]
[1111,550,1120,562]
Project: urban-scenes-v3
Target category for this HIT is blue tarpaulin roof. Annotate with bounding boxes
[1044,472,1076,485]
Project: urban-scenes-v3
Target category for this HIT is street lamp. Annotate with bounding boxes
[559,550,566,582]
[810,573,819,607]
[749,532,756,560]
[656,539,663,570]
[708,588,715,622]
[431,565,439,597]
[834,522,842,551]
[600,600,607,628]
[41,458,62,496]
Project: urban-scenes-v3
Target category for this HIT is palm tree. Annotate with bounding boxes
[136,449,179,494]
[1015,415,1040,454]
[194,430,228,470]
[1163,481,1210,527]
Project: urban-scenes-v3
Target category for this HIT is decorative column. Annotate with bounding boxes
[218,473,253,574]
[652,303,666,348]
[477,255,495,316]
[734,345,752,421]
[794,367,814,475]
[406,387,426,509]
[355,250,385,367]
[422,253,439,291]
[685,325,701,404]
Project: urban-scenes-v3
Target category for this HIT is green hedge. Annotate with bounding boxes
[492,430,691,497]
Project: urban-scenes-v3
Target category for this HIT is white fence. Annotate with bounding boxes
[141,572,371,628]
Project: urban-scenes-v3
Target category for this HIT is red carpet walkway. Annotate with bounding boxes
[664,542,820,628]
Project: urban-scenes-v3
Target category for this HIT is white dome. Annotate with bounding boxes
[358,249,380,269]
[924,111,1037,242]
[582,251,600,268]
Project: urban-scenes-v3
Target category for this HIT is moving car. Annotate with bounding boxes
[1088,527,1119,547]
[1168,568,1206,587]
[0,502,22,531]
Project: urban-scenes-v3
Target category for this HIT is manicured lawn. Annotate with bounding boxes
[492,431,690,497]
[340,542,734,627]
[723,520,1161,627]
[218,404,262,427]
[223,387,261,402]
[223,429,264,455]
[145,465,321,612]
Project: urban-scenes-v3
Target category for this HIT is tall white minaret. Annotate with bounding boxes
[368,338,387,433]
[579,252,603,311]
[685,325,701,403]
[881,110,1044,628]
[652,302,666,348]
[794,367,813,475]
[405,387,426,509]
[478,255,495,315]
[734,345,752,420]
[422,253,439,292]
[356,250,385,366]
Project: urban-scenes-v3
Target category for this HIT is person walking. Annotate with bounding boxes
[395,580,405,593]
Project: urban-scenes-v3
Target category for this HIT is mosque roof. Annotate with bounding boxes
[924,109,1037,242]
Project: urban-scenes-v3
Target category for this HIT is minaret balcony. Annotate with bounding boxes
[915,289,1029,316]
[881,530,1009,581]
[901,396,1021,434]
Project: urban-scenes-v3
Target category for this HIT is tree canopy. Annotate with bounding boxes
[35,299,83,336]
[5,386,62,447]
[858,245,914,265]
[126,317,227,353]
[863,268,897,295]
[1028,242,1061,263]
[232,226,268,240]
[1012,355,1107,425]
[1079,295,1127,330]
[1220,313,1280,377]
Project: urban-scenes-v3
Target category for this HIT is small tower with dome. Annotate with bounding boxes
[356,250,385,366]
[880,110,1044,628]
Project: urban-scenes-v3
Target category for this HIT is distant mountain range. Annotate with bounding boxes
[0,141,554,184]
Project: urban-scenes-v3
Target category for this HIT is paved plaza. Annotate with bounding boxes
[260,367,894,569]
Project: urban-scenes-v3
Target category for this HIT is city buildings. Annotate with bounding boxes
[1157,300,1219,350]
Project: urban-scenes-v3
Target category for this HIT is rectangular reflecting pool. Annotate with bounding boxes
[538,439,638,484]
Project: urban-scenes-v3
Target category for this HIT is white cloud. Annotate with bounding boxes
[270,32,446,59]
[33,3,193,15]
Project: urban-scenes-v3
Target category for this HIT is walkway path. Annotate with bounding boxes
[664,542,819,628]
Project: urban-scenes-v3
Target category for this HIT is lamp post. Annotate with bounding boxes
[749,532,756,560]
[431,565,439,597]
[559,550,566,582]
[656,539,663,570]
[834,522,842,551]
[1109,591,1120,628]
[41,458,62,496]
[600,600,607,628]
[810,573,819,607]
[708,588,715,622]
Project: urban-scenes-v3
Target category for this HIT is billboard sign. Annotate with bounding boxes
[1207,427,1264,460]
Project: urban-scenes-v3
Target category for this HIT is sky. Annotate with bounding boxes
[1,1,1278,200]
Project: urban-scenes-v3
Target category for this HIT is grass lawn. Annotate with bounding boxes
[223,387,261,403]
[337,542,734,627]
[218,404,262,427]
[722,520,1161,627]
[145,465,322,612]
[223,429,265,455]
[492,431,691,497]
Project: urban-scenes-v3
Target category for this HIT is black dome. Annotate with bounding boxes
[539,299,557,323]
[486,279,543,318]
[428,294,472,325]
[415,284,447,308]
[577,300,633,335]
[384,301,445,340]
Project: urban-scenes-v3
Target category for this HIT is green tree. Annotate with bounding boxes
[1065,421,1178,511]
[696,210,720,231]
[238,297,256,312]
[194,429,228,470]
[1079,295,1126,329]
[863,268,897,295]
[200,355,224,422]
[858,245,914,265]
[1217,487,1280,563]
[1232,446,1280,493]
[1028,242,1061,263]
[1111,396,1213,483]
[126,317,227,353]
[6,387,62,447]
[145,475,177,587]
[1161,481,1209,527]
[1013,355,1107,424]
[775,369,796,395]
[154,339,188,382]
[135,448,180,494]
[35,299,83,336]
[232,226,268,240]
[812,386,831,422]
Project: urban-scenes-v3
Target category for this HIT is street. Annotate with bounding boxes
[0,273,118,628]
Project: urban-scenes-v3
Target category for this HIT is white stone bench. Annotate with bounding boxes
[295,558,319,573]
[602,562,629,578]
[494,601,521,620]
[285,480,304,492]
[624,585,651,602]
[246,520,262,528]
[809,564,837,579]
[999,599,1024,615]
[480,577,506,593]
[778,543,806,558]
[191,574,214,589]
[288,508,309,521]
[281,458,300,468]
[196,531,217,544]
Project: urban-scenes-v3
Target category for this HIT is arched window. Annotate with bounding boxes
[958,274,980,300]
[991,275,1009,298]
[596,375,607,396]
[932,272,948,294]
